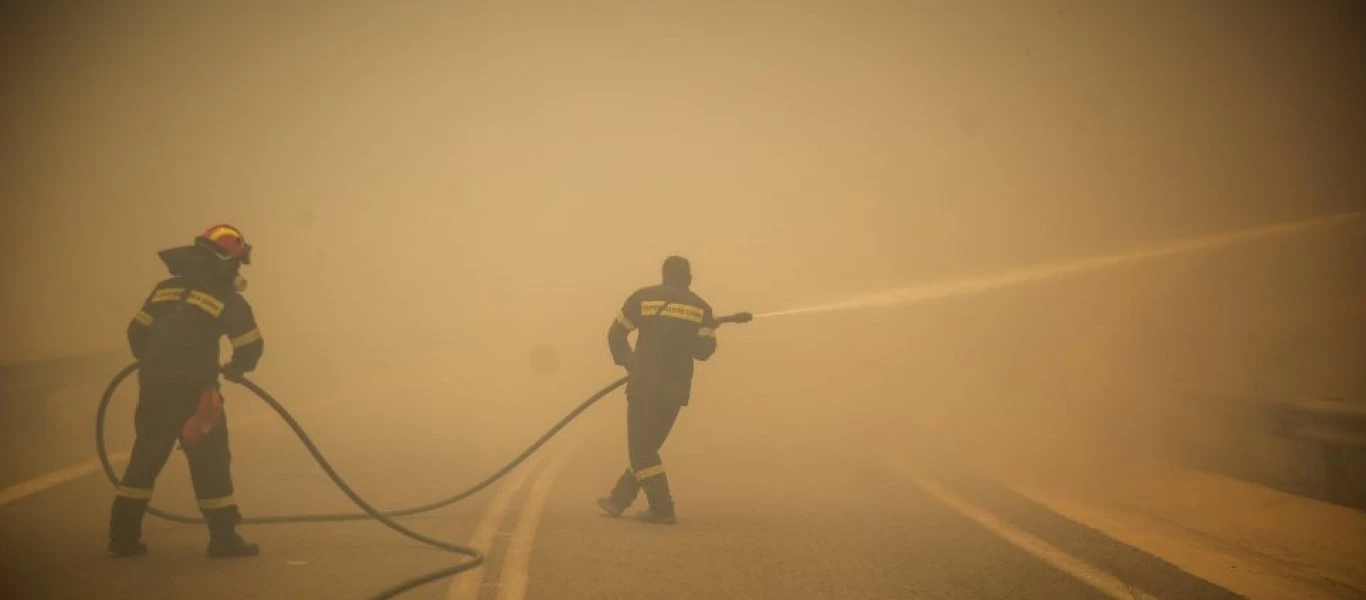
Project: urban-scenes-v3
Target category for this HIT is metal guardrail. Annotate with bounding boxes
[1201,394,1366,509]
[1267,396,1366,508]
[1251,396,1366,447]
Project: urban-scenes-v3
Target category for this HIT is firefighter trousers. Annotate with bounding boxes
[109,382,240,543]
[606,395,682,515]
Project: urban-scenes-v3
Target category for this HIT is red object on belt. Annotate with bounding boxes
[181,387,224,448]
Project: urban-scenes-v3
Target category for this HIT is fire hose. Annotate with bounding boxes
[95,311,752,599]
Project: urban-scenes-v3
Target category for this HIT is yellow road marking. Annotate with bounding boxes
[495,442,580,600]
[446,452,548,600]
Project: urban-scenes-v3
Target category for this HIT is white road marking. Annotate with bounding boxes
[891,463,1164,600]
[446,452,548,600]
[0,410,278,508]
[495,442,580,600]
[0,450,133,507]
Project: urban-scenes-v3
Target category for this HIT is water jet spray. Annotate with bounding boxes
[754,211,1362,321]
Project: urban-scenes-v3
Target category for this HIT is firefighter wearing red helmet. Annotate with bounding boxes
[107,224,264,558]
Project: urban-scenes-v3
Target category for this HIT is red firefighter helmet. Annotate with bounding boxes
[197,223,252,264]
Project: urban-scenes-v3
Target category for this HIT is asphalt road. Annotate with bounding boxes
[1,387,1247,600]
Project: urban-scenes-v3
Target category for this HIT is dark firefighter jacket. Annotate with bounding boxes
[127,246,264,388]
[608,283,717,406]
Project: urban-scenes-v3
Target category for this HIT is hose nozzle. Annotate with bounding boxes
[716,312,753,325]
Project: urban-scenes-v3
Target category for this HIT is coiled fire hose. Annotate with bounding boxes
[96,312,751,597]
[96,362,628,599]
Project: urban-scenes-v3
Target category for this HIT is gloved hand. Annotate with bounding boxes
[220,363,246,383]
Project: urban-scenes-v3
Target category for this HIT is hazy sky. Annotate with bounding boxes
[2,0,1363,367]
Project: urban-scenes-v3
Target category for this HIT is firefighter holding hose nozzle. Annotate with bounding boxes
[597,256,750,524]
[107,224,264,559]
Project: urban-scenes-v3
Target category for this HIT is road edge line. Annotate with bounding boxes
[1,410,278,508]
[887,460,1164,600]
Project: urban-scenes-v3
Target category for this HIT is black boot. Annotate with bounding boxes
[204,506,259,558]
[596,497,624,518]
[633,509,677,525]
[637,474,676,524]
[207,533,260,558]
[108,497,150,557]
[599,469,638,517]
[106,539,149,558]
